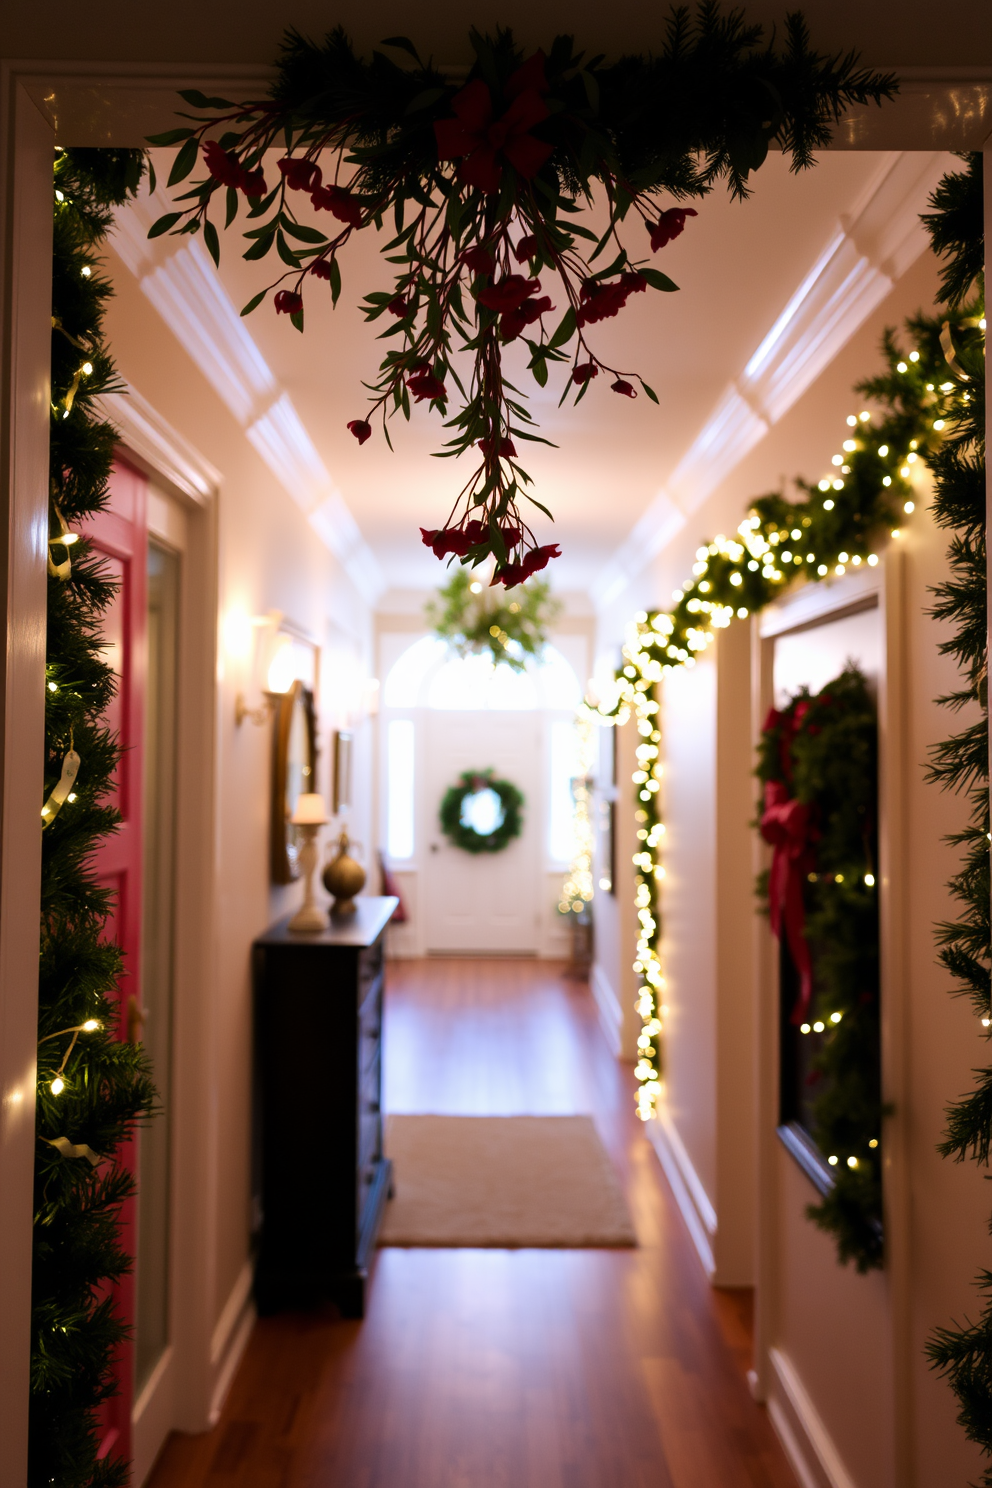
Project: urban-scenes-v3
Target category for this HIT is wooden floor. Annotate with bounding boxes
[148,959,797,1488]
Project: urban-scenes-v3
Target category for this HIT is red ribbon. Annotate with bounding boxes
[760,778,814,1022]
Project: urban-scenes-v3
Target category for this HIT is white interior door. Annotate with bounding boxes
[422,710,541,953]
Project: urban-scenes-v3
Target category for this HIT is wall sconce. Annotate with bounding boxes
[234,611,295,726]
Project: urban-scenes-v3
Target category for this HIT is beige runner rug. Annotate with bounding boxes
[379,1114,636,1248]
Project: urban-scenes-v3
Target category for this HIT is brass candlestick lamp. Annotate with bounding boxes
[287,792,329,933]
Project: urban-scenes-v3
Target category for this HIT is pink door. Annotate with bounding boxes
[84,456,148,1467]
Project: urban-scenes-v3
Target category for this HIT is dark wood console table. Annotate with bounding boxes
[252,896,397,1318]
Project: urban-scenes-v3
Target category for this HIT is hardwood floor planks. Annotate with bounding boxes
[146,958,796,1488]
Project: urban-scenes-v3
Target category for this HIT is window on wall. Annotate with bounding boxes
[549,720,580,863]
[387,718,415,859]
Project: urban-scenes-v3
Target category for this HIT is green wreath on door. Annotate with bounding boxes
[439,769,524,855]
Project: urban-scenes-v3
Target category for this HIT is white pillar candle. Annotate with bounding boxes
[291,792,328,826]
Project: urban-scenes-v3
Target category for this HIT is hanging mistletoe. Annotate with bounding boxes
[426,567,561,669]
[149,12,895,584]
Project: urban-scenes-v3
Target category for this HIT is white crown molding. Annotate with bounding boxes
[95,382,220,505]
[592,150,957,612]
[110,188,384,603]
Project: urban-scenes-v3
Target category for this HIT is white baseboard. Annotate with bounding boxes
[590,963,622,1054]
[645,1107,717,1277]
[767,1347,857,1488]
[208,1260,255,1424]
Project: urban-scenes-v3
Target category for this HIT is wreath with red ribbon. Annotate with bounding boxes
[148,13,894,585]
[756,665,882,1271]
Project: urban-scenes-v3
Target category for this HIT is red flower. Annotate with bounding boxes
[278,156,321,191]
[493,561,528,588]
[407,370,447,403]
[649,207,698,251]
[576,273,646,326]
[513,234,539,261]
[478,434,518,459]
[611,379,637,398]
[501,524,522,547]
[347,419,372,445]
[476,275,541,313]
[572,362,598,385]
[422,526,476,558]
[464,520,487,545]
[462,245,495,275]
[499,294,555,343]
[523,542,561,574]
[311,184,364,228]
[274,290,303,315]
[434,54,554,196]
[203,141,268,198]
[387,295,409,317]
[310,259,333,280]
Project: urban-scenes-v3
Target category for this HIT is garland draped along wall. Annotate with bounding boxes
[35,151,156,1487]
[600,153,989,1461]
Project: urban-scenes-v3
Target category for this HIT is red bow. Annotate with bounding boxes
[434,53,554,195]
[760,779,814,1022]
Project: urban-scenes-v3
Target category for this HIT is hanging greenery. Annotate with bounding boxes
[34,148,156,1488]
[757,668,882,1272]
[426,565,561,669]
[439,769,524,854]
[149,10,895,584]
[913,154,992,1479]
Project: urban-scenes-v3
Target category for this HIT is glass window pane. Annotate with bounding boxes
[549,720,579,862]
[388,719,415,859]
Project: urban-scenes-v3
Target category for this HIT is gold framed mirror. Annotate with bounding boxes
[270,679,317,884]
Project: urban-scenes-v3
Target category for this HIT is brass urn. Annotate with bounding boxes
[322,830,366,914]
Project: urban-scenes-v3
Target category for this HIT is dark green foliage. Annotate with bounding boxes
[910,157,992,1480]
[425,567,561,669]
[757,670,882,1270]
[32,147,157,1488]
[439,770,524,854]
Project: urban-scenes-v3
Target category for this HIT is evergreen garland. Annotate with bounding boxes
[913,154,992,1478]
[756,669,882,1271]
[33,147,156,1488]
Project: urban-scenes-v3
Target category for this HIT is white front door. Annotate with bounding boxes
[422,710,541,953]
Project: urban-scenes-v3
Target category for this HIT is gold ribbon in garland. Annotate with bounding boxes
[41,741,80,828]
[47,501,79,580]
[43,1136,102,1167]
[939,317,982,382]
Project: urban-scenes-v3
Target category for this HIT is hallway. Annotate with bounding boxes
[147,960,796,1488]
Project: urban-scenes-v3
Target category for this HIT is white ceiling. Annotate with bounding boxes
[123,147,918,600]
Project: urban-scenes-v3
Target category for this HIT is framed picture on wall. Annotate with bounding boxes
[332,729,353,813]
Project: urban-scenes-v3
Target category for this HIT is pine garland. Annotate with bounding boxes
[757,668,882,1271]
[913,154,992,1478]
[33,148,156,1488]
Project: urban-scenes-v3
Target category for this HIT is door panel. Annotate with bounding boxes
[422,711,541,953]
[84,457,147,1468]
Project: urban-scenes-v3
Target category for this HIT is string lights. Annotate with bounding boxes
[592,315,982,1121]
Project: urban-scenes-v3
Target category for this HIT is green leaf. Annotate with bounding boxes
[639,379,660,404]
[167,136,199,188]
[275,232,299,267]
[548,307,576,350]
[531,356,548,388]
[243,230,275,261]
[405,87,447,115]
[282,219,327,244]
[147,158,157,193]
[329,257,342,306]
[290,309,305,333]
[638,266,679,293]
[224,186,239,228]
[178,88,235,109]
[147,212,182,239]
[241,290,267,316]
[203,218,220,268]
[381,35,421,61]
[146,127,196,147]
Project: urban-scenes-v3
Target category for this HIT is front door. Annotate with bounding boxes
[422,710,541,953]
